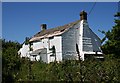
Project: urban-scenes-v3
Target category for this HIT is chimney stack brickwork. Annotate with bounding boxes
[41,24,47,31]
[80,10,87,21]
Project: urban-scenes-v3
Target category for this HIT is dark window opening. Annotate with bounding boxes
[84,54,104,61]
[49,36,54,40]
[50,54,55,57]
[41,38,44,40]
[30,42,33,45]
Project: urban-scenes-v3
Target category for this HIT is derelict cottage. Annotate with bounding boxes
[18,11,103,63]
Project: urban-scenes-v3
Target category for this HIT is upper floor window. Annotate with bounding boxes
[49,36,54,40]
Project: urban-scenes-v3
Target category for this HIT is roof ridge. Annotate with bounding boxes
[49,20,80,30]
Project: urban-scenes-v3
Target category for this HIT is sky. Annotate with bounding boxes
[2,2,118,44]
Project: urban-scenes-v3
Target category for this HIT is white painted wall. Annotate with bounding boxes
[54,36,62,62]
[79,20,102,60]
[62,20,102,61]
[82,20,101,52]
[62,22,80,60]
[18,43,30,58]
[32,42,43,51]
[79,20,85,60]
[47,36,62,63]
[29,36,62,63]
[31,39,48,63]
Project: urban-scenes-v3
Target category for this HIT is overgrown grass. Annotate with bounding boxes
[16,55,120,82]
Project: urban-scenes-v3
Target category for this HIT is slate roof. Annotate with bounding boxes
[34,20,80,37]
[29,20,80,42]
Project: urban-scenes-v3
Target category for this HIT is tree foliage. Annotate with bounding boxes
[16,58,120,82]
[101,12,120,58]
[2,39,22,83]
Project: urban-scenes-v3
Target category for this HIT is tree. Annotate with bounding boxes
[101,12,120,58]
[2,39,22,83]
[25,37,30,45]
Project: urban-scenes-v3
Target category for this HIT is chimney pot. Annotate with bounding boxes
[80,10,87,21]
[41,24,47,31]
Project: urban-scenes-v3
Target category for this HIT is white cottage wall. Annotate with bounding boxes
[38,48,47,63]
[28,39,48,62]
[32,42,43,51]
[83,22,101,52]
[79,20,103,60]
[39,39,49,63]
[82,21,102,52]
[79,20,85,60]
[19,44,30,58]
[62,22,80,60]
[20,37,62,63]
[54,36,62,62]
[48,36,62,63]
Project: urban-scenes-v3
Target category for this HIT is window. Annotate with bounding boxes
[30,47,33,51]
[30,42,33,45]
[50,54,55,57]
[34,40,41,42]
[49,36,54,40]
